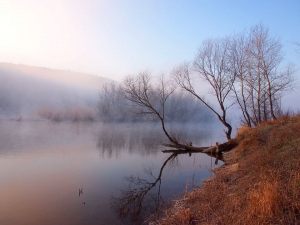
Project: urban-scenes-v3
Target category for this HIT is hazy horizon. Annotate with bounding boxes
[0,62,115,119]
[0,1,299,120]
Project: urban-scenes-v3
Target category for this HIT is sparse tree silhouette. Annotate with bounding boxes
[98,78,210,123]
[231,24,295,126]
[173,37,235,140]
[229,33,253,126]
[110,24,295,151]
[172,24,295,138]
[120,72,177,143]
[120,72,227,152]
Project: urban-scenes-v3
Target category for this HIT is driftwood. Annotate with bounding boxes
[162,143,208,152]
[161,149,224,164]
[162,139,238,154]
[162,149,205,153]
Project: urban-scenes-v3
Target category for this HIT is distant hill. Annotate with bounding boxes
[0,62,115,119]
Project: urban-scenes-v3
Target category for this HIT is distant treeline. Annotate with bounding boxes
[97,82,213,123]
[0,62,213,123]
[118,24,297,141]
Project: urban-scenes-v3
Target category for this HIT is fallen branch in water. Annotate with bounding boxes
[162,139,238,154]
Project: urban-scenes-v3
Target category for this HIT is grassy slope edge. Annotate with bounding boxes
[153,115,300,225]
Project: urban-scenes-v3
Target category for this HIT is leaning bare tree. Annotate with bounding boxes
[121,71,237,152]
[173,37,235,140]
[119,24,294,153]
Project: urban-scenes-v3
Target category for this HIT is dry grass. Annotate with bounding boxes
[153,115,300,225]
[236,125,251,139]
[157,205,191,225]
[248,180,281,221]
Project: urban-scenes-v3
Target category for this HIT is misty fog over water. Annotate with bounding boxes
[0,63,113,119]
[0,121,224,225]
[0,63,230,224]
[0,1,299,224]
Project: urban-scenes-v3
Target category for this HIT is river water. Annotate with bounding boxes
[0,121,225,225]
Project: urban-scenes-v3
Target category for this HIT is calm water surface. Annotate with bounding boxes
[0,121,224,225]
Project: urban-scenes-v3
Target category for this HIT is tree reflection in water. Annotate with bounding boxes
[111,153,178,224]
[111,152,223,224]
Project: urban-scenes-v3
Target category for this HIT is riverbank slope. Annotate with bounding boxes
[155,115,300,224]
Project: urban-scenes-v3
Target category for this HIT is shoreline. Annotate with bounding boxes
[153,115,300,224]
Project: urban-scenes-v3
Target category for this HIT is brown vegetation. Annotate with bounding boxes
[152,115,300,224]
[37,105,96,122]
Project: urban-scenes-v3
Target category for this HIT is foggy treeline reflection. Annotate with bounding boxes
[96,122,213,158]
[0,121,224,225]
[0,121,216,158]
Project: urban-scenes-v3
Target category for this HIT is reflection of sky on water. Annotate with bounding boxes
[0,121,224,225]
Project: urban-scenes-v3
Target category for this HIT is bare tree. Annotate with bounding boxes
[98,80,209,123]
[119,24,294,150]
[229,33,253,127]
[231,24,295,126]
[172,37,235,140]
[120,71,234,152]
[120,71,176,143]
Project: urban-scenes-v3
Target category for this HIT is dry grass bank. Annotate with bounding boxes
[153,116,300,225]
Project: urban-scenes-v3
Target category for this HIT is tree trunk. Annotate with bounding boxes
[163,139,238,154]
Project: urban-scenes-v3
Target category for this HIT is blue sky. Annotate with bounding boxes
[0,0,299,81]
